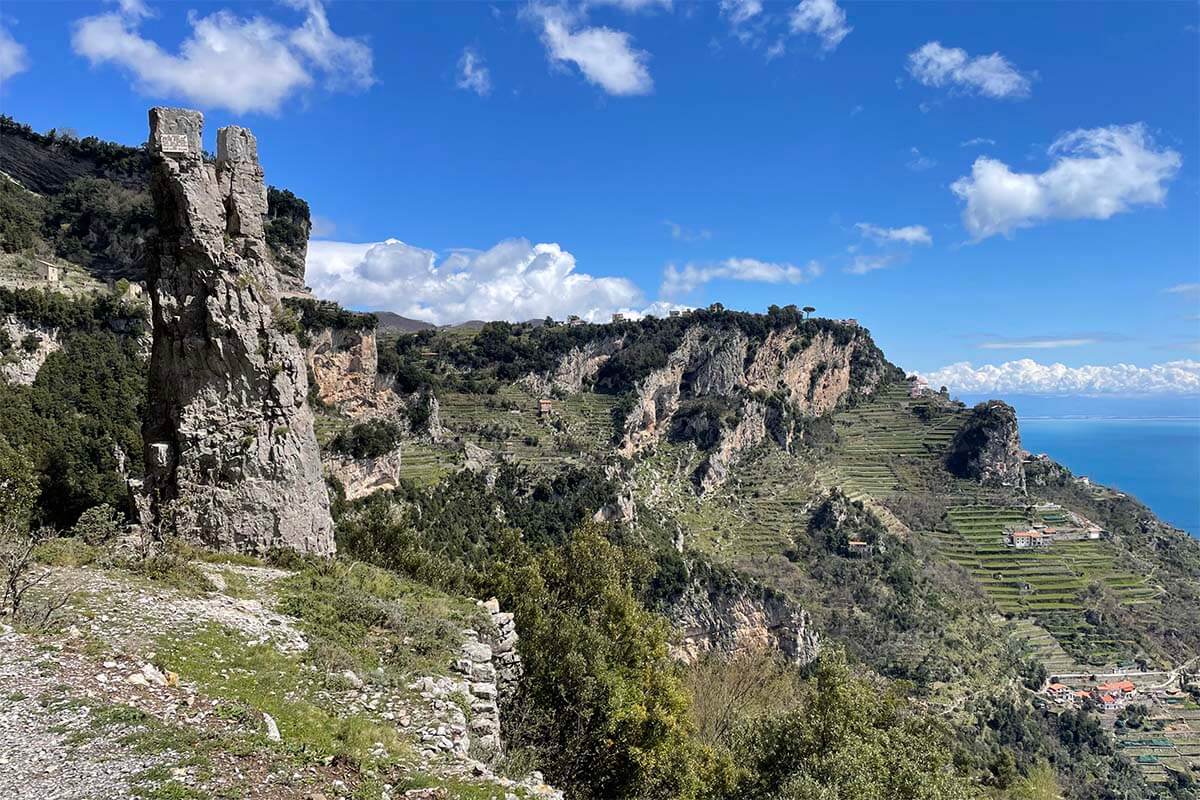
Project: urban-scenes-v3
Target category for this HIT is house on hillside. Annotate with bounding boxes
[537,398,553,418]
[1047,683,1071,703]
[1099,693,1122,712]
[34,259,61,284]
[1097,680,1137,700]
[611,312,625,323]
[907,376,932,398]
[1006,528,1050,548]
[567,314,583,326]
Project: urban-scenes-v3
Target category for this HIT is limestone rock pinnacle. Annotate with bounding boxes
[142,107,334,556]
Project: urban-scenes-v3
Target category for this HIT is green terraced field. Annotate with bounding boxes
[435,386,619,469]
[935,506,1162,666]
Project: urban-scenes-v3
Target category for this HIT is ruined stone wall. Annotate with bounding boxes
[142,108,333,556]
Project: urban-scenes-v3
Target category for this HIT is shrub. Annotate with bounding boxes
[328,419,402,460]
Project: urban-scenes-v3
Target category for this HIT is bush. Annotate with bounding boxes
[328,419,402,460]
[71,503,125,545]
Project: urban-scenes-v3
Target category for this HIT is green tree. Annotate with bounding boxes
[0,437,37,529]
[729,647,975,800]
[506,523,728,799]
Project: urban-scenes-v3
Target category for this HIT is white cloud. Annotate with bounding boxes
[978,338,1098,350]
[844,254,896,275]
[0,23,30,84]
[587,0,673,11]
[960,137,996,147]
[789,0,851,51]
[720,0,763,26]
[920,358,1200,395]
[660,258,822,297]
[456,47,491,96]
[71,1,373,114]
[855,222,932,246]
[1166,283,1200,295]
[907,41,1031,99]
[951,123,1182,240]
[532,5,652,96]
[906,146,936,171]
[663,220,712,242]
[307,237,662,324]
[284,0,374,91]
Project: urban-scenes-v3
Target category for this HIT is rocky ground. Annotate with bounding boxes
[0,558,559,800]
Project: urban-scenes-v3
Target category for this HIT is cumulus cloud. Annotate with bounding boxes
[789,0,851,51]
[307,237,664,324]
[951,123,1182,240]
[855,222,932,246]
[0,22,30,83]
[907,41,1031,99]
[660,258,822,297]
[71,0,373,114]
[532,5,652,96]
[456,47,491,96]
[920,358,1200,395]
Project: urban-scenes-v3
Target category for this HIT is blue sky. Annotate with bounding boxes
[1,0,1198,399]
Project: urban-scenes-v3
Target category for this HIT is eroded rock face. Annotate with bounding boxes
[617,322,890,490]
[324,448,403,501]
[142,108,333,556]
[0,315,60,386]
[306,326,399,419]
[521,336,624,396]
[946,400,1026,492]
[668,566,820,666]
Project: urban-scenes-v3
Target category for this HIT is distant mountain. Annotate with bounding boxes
[373,311,436,332]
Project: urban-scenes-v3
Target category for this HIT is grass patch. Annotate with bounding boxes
[156,623,404,768]
[274,560,484,679]
[33,537,101,567]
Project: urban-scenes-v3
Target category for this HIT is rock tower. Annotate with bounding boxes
[142,107,334,555]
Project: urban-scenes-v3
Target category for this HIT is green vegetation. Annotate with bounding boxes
[328,418,403,459]
[0,294,146,527]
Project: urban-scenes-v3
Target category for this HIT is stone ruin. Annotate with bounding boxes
[141,107,334,556]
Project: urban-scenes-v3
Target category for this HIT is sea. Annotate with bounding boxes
[959,395,1200,538]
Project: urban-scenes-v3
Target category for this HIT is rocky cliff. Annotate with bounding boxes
[616,321,892,490]
[142,108,333,556]
[668,564,820,665]
[0,315,60,385]
[945,400,1026,492]
[306,326,398,418]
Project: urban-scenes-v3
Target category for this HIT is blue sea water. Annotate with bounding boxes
[1018,418,1200,538]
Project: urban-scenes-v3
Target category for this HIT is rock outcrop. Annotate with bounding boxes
[0,315,60,385]
[668,565,820,665]
[616,321,891,490]
[142,108,333,556]
[945,400,1026,493]
[522,337,624,396]
[306,326,398,418]
[324,448,403,501]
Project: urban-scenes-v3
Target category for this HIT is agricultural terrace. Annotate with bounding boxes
[1115,706,1200,786]
[826,383,968,502]
[935,506,1162,667]
[435,385,620,470]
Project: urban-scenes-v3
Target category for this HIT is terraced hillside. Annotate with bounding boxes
[933,505,1162,666]
[823,384,971,503]
[436,386,619,470]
